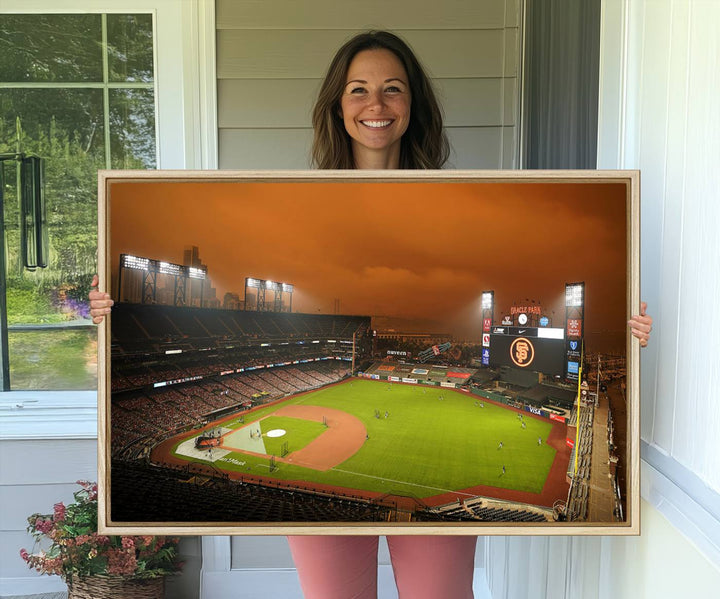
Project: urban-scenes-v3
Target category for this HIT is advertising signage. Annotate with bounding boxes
[566,359,580,381]
[567,318,583,338]
[492,326,564,339]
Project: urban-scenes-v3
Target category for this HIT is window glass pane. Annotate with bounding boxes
[0,14,103,82]
[8,329,97,390]
[107,14,154,83]
[0,89,107,160]
[1,13,156,391]
[2,89,103,390]
[110,89,156,169]
[1,88,105,280]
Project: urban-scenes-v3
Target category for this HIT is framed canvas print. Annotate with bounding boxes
[97,170,640,535]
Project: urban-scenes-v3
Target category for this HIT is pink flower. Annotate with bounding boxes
[20,482,181,579]
[43,557,64,576]
[88,483,98,501]
[53,502,66,522]
[107,548,137,576]
[121,537,135,549]
[34,518,53,535]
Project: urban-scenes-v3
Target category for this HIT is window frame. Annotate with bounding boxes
[0,0,217,440]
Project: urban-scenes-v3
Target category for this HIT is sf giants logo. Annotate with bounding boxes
[510,337,535,368]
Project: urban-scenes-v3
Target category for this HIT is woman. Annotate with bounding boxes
[310,30,447,170]
[90,31,653,599]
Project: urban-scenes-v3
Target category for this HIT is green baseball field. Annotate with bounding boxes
[166,379,563,503]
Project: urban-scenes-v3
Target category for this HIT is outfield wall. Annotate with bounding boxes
[470,388,570,424]
[359,371,447,388]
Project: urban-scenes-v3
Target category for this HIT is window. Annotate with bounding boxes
[0,13,156,390]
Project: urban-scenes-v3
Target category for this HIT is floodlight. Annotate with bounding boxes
[266,280,274,289]
[188,266,206,280]
[159,261,181,276]
[246,277,260,288]
[282,283,294,292]
[481,291,493,310]
[565,283,584,307]
[122,254,149,270]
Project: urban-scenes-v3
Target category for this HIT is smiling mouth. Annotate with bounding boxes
[361,120,393,128]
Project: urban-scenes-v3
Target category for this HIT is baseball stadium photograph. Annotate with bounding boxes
[100,172,638,532]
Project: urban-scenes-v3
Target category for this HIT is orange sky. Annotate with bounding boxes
[108,180,627,347]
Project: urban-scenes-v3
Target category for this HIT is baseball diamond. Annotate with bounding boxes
[153,378,570,508]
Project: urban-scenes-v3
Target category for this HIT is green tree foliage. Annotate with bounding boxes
[1,112,102,315]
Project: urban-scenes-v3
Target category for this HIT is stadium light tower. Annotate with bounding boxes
[282,283,294,312]
[119,254,207,306]
[564,282,585,382]
[245,277,265,311]
[481,291,494,311]
[565,283,584,307]
[244,277,294,312]
[266,280,285,312]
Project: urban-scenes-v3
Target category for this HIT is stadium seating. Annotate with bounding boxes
[565,405,595,520]
[110,361,352,457]
[111,459,391,523]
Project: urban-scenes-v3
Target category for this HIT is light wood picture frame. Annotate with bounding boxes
[97,170,640,536]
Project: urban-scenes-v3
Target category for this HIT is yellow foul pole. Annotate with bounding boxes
[573,341,584,476]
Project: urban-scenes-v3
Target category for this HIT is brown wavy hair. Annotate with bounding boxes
[311,31,449,170]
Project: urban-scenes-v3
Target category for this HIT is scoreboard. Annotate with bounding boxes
[489,326,565,376]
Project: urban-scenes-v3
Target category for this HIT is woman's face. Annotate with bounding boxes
[340,49,411,165]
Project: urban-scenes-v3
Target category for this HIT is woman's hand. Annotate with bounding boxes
[628,301,652,348]
[89,274,114,324]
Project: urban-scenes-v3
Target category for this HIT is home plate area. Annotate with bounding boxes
[175,436,231,462]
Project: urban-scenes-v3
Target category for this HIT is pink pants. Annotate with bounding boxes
[287,535,477,599]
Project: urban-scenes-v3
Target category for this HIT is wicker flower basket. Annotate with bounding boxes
[67,575,164,599]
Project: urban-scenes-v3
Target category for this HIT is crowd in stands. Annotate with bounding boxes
[112,346,353,393]
[111,361,351,456]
